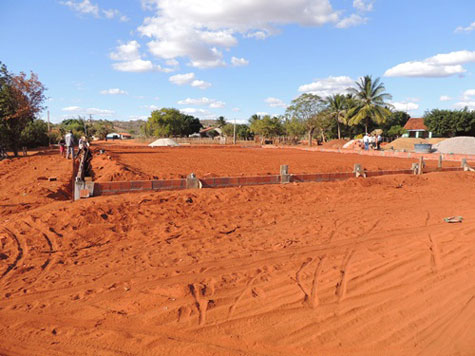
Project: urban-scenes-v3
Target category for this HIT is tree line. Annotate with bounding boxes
[2,62,475,156]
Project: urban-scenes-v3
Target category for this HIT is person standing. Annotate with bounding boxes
[78,136,89,152]
[363,133,370,150]
[377,133,382,150]
[58,137,65,157]
[65,130,75,159]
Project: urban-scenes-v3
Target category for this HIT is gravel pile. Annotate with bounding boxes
[434,136,475,154]
[383,138,445,151]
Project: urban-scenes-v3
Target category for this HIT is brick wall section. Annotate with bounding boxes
[93,166,468,197]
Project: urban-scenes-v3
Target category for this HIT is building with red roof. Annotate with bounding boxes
[403,118,432,138]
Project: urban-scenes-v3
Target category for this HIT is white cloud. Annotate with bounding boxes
[169,72,195,85]
[61,106,115,116]
[336,14,367,28]
[265,97,287,108]
[165,59,179,66]
[232,107,241,112]
[178,97,225,108]
[168,73,212,89]
[62,106,82,112]
[61,0,127,21]
[389,101,419,112]
[455,21,475,33]
[231,57,249,67]
[110,41,141,61]
[61,0,99,16]
[103,8,119,19]
[298,75,354,97]
[353,0,374,12]
[129,115,148,121]
[384,50,475,78]
[100,88,128,95]
[440,95,452,102]
[133,1,366,68]
[463,89,475,100]
[146,104,161,110]
[87,108,115,116]
[191,80,212,89]
[256,112,269,116]
[180,107,217,119]
[453,101,475,110]
[112,59,158,72]
[110,41,167,72]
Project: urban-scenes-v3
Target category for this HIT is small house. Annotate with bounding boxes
[402,118,432,138]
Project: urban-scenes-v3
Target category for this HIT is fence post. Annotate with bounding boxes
[280,165,290,183]
[417,157,424,175]
[438,154,443,169]
[186,173,201,189]
[353,164,366,178]
[411,163,419,175]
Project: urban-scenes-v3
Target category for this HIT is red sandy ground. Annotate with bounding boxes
[1,146,475,355]
[92,145,461,181]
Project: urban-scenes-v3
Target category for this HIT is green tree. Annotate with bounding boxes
[283,116,306,142]
[348,75,392,134]
[325,94,350,140]
[20,119,49,148]
[424,108,475,137]
[91,120,114,140]
[285,93,326,146]
[249,115,284,140]
[144,108,202,137]
[381,111,410,133]
[387,125,407,139]
[222,123,253,140]
[216,116,227,128]
[0,62,46,156]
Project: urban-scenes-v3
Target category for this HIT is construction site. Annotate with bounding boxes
[1,141,475,355]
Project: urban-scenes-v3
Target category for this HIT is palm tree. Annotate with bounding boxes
[348,75,392,134]
[216,116,227,128]
[325,94,348,140]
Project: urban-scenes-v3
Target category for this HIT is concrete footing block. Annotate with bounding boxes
[280,165,290,184]
[186,173,202,189]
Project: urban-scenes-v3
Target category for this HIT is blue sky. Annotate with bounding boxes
[1,0,475,124]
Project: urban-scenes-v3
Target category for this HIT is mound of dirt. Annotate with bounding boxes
[383,137,446,151]
[434,136,475,155]
[320,139,349,149]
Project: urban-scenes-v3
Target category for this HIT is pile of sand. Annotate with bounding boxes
[320,139,349,149]
[434,136,475,154]
[342,139,363,150]
[148,138,179,147]
[384,137,445,151]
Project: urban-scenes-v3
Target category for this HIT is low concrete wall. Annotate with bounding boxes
[92,166,465,197]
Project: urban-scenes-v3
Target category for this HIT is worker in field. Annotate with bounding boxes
[65,130,75,159]
[78,136,89,153]
[58,137,65,157]
[363,133,370,150]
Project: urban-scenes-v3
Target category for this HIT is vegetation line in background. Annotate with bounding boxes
[1,61,475,154]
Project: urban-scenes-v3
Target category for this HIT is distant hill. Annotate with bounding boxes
[111,120,146,136]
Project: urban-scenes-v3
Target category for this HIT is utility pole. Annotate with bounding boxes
[47,111,50,132]
[233,118,236,145]
[88,114,92,138]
